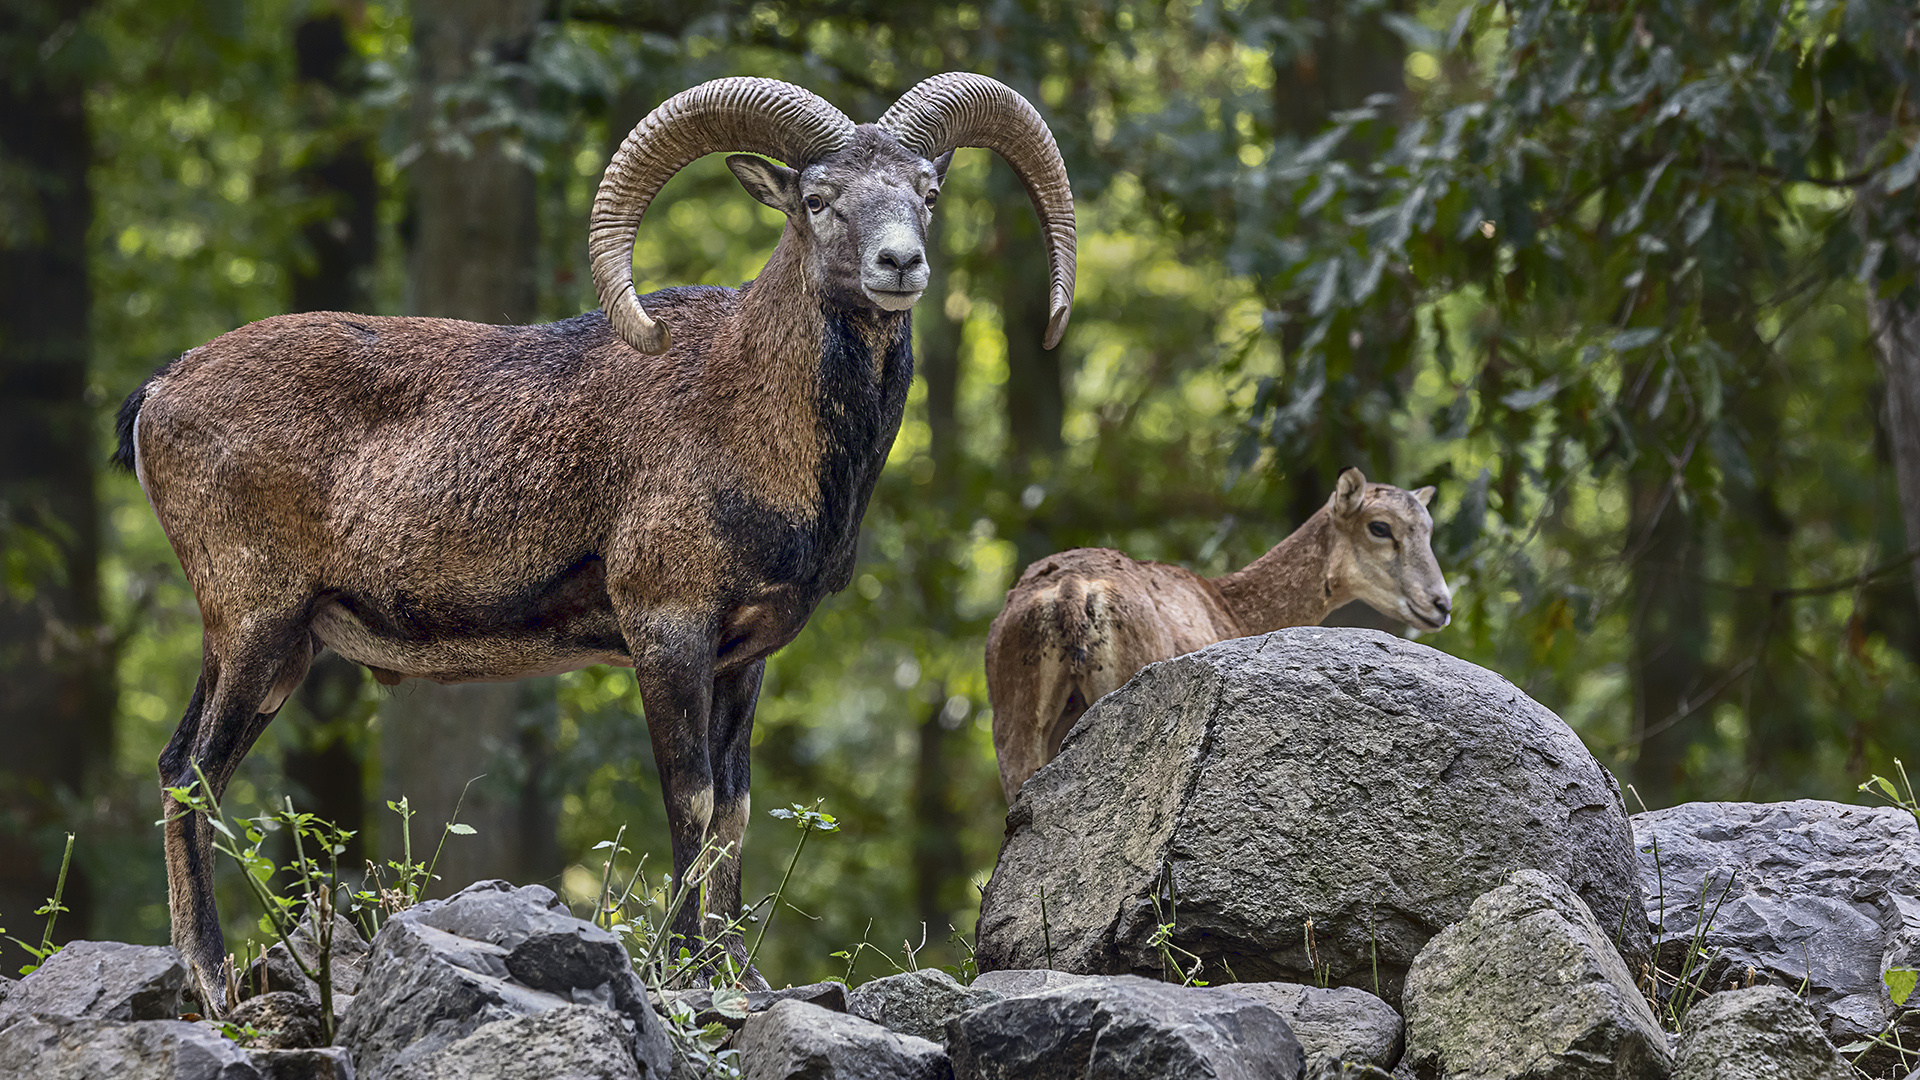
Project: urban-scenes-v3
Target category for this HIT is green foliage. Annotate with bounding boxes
[2,832,75,976]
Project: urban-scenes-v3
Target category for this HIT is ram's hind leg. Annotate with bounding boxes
[991,646,1082,804]
[160,617,313,1015]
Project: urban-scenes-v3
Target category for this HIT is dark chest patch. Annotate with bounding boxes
[714,308,912,613]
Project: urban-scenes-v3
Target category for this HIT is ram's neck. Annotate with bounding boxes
[1210,509,1340,634]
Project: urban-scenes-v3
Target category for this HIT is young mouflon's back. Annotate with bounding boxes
[984,467,1450,802]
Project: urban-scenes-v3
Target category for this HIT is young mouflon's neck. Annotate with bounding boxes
[1210,508,1343,635]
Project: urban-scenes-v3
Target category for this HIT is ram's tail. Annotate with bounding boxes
[111,381,150,473]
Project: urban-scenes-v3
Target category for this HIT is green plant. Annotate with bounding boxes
[161,772,479,1041]
[351,782,482,938]
[1837,967,1920,1074]
[1145,866,1208,987]
[3,831,75,975]
[589,803,848,1080]
[1861,760,1920,830]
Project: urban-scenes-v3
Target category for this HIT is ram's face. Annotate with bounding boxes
[728,127,952,313]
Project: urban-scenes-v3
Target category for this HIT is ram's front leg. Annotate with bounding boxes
[707,658,767,989]
[629,616,722,971]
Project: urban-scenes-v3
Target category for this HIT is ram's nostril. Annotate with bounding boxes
[1434,595,1452,616]
[877,247,924,273]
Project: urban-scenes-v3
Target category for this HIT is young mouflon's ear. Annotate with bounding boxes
[932,149,955,184]
[727,154,800,215]
[1333,466,1367,514]
[1413,485,1436,508]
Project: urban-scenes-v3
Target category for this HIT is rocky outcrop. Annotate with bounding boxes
[1671,985,1851,1080]
[1632,799,1920,1047]
[944,973,1306,1080]
[1401,869,1671,1080]
[976,628,1651,1004]
[389,1003,650,1080]
[339,879,671,1078]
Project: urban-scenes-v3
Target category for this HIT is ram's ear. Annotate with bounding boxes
[1332,466,1367,516]
[931,150,955,184]
[1413,485,1436,508]
[727,154,800,215]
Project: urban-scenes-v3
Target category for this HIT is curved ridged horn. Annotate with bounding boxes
[590,78,856,354]
[878,73,1077,349]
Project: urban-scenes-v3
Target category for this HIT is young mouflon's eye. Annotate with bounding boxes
[924,189,939,208]
[1368,521,1392,539]
[804,194,826,213]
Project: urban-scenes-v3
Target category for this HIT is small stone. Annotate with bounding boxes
[847,969,1002,1044]
[945,973,1305,1080]
[736,998,951,1080]
[1672,986,1852,1080]
[228,990,325,1050]
[1222,983,1402,1068]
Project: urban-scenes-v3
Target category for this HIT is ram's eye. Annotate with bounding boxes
[804,194,826,213]
[924,189,939,208]
[1368,522,1392,539]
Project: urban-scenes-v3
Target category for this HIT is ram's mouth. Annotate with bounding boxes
[863,286,924,311]
[1407,602,1451,630]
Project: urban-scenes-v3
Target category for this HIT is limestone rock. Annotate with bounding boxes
[0,940,185,1023]
[1633,799,1920,1046]
[944,973,1305,1080]
[658,979,848,1031]
[339,880,670,1077]
[735,998,951,1080]
[1224,983,1402,1069]
[0,1014,351,1079]
[976,629,1650,1005]
[1402,869,1671,1080]
[227,990,324,1050]
[388,1003,646,1080]
[847,968,1002,1045]
[1671,986,1849,1080]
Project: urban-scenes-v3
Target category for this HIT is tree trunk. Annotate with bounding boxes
[279,5,378,870]
[1874,235,1920,618]
[994,156,1065,571]
[910,211,967,936]
[1625,416,1710,809]
[379,0,560,897]
[0,0,108,947]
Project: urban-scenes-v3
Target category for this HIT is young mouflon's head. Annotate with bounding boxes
[1327,466,1452,631]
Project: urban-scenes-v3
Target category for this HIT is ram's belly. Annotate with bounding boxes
[310,556,631,684]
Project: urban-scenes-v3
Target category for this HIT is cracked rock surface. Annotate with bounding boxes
[1632,799,1920,1048]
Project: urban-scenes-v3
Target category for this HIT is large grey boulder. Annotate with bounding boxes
[736,998,951,1080]
[0,940,185,1022]
[0,1014,352,1079]
[1671,986,1849,1080]
[339,880,670,1077]
[1402,869,1671,1080]
[944,973,1305,1080]
[976,629,1650,1005]
[847,969,1003,1045]
[1632,800,1920,1046]
[389,1003,646,1080]
[1223,983,1402,1069]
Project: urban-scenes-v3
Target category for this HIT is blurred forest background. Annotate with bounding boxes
[3,0,1918,985]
